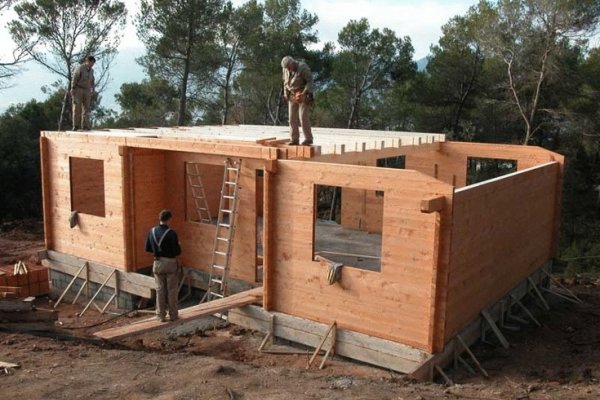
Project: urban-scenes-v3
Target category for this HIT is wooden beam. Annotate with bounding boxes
[94,287,263,341]
[263,169,273,311]
[120,146,134,272]
[420,195,445,213]
[39,136,53,249]
[255,137,277,144]
[43,251,155,298]
[229,305,428,374]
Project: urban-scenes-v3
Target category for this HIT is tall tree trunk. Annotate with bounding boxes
[178,64,190,126]
[58,89,70,131]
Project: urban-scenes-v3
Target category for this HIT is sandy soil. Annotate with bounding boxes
[1,225,600,399]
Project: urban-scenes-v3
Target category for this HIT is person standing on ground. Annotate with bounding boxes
[281,56,314,145]
[145,209,182,322]
[70,55,96,131]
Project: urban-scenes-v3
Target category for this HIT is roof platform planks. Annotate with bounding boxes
[41,125,444,160]
[94,286,263,341]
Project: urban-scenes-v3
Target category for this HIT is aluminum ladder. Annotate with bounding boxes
[202,158,242,303]
[186,162,212,224]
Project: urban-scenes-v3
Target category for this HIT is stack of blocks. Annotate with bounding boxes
[0,265,50,297]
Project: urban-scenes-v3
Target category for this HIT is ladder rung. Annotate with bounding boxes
[223,195,235,199]
[226,167,238,171]
[225,181,236,185]
[219,223,231,228]
[211,278,223,284]
[220,209,233,213]
[210,293,224,298]
[214,251,227,256]
[212,265,225,270]
[216,237,229,242]
[196,207,208,211]
[190,184,205,188]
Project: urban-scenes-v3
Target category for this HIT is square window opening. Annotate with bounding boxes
[314,184,382,272]
[467,157,517,185]
[70,157,105,217]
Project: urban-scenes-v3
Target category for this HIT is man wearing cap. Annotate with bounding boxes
[70,55,96,131]
[281,56,314,145]
[145,209,182,322]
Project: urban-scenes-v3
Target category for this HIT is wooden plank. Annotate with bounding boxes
[120,146,134,271]
[40,136,53,249]
[95,287,263,340]
[229,305,428,374]
[263,169,273,310]
[420,196,446,213]
[43,251,155,298]
[0,309,58,323]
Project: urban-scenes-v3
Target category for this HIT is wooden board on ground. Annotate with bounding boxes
[94,287,263,341]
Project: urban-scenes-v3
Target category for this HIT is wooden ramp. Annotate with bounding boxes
[94,287,262,341]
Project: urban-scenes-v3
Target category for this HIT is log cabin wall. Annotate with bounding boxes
[443,162,561,342]
[125,150,263,282]
[269,160,454,352]
[405,142,564,188]
[310,144,441,234]
[41,133,127,268]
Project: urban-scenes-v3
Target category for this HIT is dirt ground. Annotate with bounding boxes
[2,224,600,399]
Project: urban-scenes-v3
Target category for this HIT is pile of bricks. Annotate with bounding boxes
[0,264,50,298]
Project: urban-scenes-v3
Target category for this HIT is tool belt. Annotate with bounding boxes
[291,90,313,105]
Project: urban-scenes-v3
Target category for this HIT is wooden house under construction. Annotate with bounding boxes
[40,125,564,378]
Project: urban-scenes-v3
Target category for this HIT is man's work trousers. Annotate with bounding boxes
[72,88,92,129]
[153,257,179,320]
[288,99,313,143]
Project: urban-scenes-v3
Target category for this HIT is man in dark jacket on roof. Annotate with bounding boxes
[145,209,182,322]
[281,56,314,146]
[70,55,96,131]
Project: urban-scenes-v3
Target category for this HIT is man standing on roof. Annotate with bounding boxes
[70,55,96,131]
[281,56,314,146]
[145,209,182,322]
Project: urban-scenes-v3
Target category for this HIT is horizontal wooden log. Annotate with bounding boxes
[44,250,155,298]
[229,305,429,374]
[420,196,446,213]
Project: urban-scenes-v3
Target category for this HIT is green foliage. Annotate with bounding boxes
[137,0,226,125]
[324,18,416,129]
[0,95,61,222]
[8,0,127,129]
[100,79,180,128]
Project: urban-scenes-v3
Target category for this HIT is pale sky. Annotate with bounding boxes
[1,0,477,58]
[0,0,478,110]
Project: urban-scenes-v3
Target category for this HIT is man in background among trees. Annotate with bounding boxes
[281,56,314,145]
[70,55,96,131]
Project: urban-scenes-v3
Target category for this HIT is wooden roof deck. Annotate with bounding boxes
[53,125,445,157]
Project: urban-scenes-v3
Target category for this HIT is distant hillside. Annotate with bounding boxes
[0,47,146,112]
